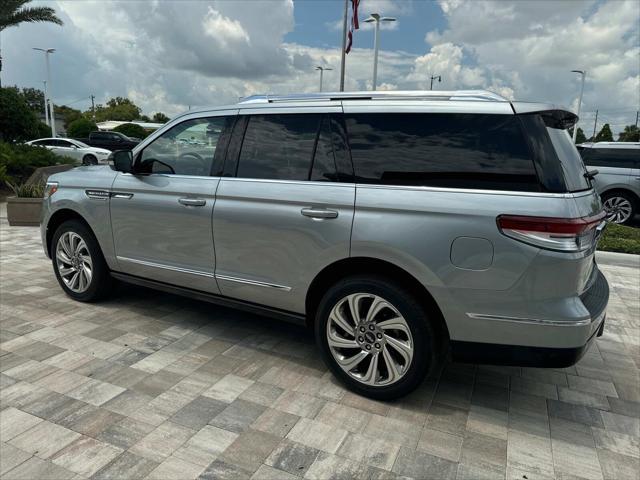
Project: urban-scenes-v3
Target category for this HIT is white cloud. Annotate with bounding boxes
[203,7,251,48]
[425,0,640,133]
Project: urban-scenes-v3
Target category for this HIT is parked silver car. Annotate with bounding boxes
[41,91,609,399]
[577,142,640,224]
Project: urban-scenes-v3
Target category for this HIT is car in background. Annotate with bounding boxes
[26,138,112,165]
[577,142,640,224]
[73,131,140,151]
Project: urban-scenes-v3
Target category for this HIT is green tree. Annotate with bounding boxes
[152,112,170,123]
[67,118,97,138]
[594,123,614,142]
[0,86,43,142]
[575,127,587,144]
[55,105,83,129]
[93,97,141,122]
[113,123,148,139]
[19,86,44,112]
[618,125,640,142]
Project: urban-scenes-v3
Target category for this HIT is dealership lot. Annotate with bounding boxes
[1,223,638,480]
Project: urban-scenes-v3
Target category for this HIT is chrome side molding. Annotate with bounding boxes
[215,274,292,292]
[466,312,592,327]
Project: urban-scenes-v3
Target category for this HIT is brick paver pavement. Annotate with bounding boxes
[1,222,638,479]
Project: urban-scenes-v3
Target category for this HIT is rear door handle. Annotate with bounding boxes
[301,207,338,219]
[179,198,206,207]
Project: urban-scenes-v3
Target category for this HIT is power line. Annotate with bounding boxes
[61,96,92,107]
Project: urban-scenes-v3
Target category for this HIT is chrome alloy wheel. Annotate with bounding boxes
[326,293,414,387]
[56,232,93,293]
[603,196,633,224]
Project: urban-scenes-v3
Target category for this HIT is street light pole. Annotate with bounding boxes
[42,80,49,126]
[571,69,586,143]
[315,66,333,92]
[364,13,396,91]
[430,75,441,90]
[34,47,56,137]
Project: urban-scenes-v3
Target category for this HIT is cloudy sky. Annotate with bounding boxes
[3,0,639,134]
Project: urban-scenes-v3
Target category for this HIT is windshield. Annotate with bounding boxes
[546,127,591,192]
[72,140,90,148]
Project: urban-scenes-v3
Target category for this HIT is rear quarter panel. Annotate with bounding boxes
[352,185,593,343]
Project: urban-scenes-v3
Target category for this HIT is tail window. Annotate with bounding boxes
[546,127,591,192]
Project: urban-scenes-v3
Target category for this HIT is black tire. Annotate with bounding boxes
[315,275,438,400]
[601,190,637,225]
[51,220,113,302]
[82,154,97,166]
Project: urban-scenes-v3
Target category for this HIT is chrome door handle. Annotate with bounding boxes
[301,207,338,219]
[178,198,206,207]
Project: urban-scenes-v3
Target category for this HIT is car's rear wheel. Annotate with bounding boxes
[51,220,112,302]
[315,275,437,400]
[82,154,97,166]
[602,191,636,225]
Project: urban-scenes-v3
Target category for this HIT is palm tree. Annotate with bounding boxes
[0,0,63,30]
[0,0,64,86]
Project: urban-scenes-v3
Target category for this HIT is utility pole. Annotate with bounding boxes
[339,0,348,92]
[91,95,96,120]
[635,111,639,128]
[364,13,396,91]
[592,109,598,141]
[430,75,441,90]
[571,70,586,143]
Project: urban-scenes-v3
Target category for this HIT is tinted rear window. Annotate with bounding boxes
[581,148,639,168]
[546,128,590,192]
[344,113,540,191]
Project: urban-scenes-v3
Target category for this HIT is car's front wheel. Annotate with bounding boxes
[51,220,112,302]
[315,275,438,400]
[82,154,97,166]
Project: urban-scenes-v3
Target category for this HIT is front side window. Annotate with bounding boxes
[345,113,540,191]
[236,114,320,181]
[138,116,233,176]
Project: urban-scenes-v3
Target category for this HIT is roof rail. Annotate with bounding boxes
[239,90,508,104]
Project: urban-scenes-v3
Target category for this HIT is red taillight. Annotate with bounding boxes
[497,212,605,252]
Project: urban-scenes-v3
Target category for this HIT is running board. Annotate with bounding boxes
[110,272,307,326]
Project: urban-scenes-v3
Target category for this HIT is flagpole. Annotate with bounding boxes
[339,0,348,91]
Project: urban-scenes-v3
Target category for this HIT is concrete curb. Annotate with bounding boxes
[596,250,640,268]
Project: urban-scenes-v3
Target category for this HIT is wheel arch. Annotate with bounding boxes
[600,187,639,205]
[305,257,450,345]
[45,209,94,257]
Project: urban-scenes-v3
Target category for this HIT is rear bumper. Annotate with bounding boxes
[450,269,608,367]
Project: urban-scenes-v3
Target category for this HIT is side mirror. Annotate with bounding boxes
[110,150,133,173]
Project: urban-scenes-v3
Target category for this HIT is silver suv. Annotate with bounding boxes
[577,142,640,224]
[41,90,609,399]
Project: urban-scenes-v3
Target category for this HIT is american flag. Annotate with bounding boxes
[345,0,360,54]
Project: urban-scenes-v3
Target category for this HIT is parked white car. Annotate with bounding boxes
[26,138,111,165]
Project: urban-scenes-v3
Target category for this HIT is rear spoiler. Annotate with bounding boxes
[511,102,578,129]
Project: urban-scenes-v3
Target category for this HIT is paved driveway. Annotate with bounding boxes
[1,223,638,480]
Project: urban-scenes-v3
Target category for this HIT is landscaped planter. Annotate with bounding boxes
[7,197,42,226]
